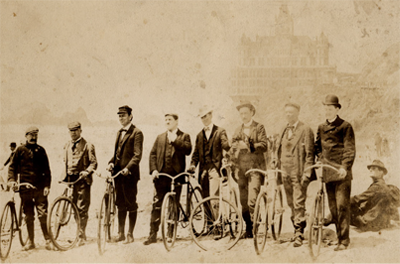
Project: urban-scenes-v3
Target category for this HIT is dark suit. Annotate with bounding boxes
[190,125,230,199]
[274,121,314,235]
[231,120,268,231]
[62,137,97,239]
[109,124,144,212]
[148,129,192,235]
[315,116,355,246]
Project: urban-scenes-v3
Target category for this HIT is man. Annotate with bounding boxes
[107,105,144,244]
[272,103,314,247]
[143,113,192,245]
[61,122,97,245]
[0,142,17,170]
[188,106,230,200]
[231,101,268,238]
[7,127,52,251]
[315,94,356,251]
[350,160,400,231]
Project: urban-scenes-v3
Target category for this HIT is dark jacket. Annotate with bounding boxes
[231,120,268,171]
[190,125,230,175]
[62,137,97,184]
[315,116,356,182]
[109,124,144,181]
[8,143,51,189]
[149,129,192,175]
[274,121,315,178]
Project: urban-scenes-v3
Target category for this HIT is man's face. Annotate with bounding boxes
[369,166,384,180]
[239,107,253,124]
[285,106,299,124]
[10,146,16,151]
[26,133,38,144]
[324,105,339,120]
[119,113,132,127]
[165,116,178,131]
[69,128,82,141]
[201,113,212,127]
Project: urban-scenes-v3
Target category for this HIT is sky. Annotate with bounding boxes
[1,0,399,123]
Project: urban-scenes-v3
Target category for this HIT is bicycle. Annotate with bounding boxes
[157,172,203,251]
[245,168,286,255]
[0,182,34,260]
[220,159,241,216]
[47,175,85,251]
[304,161,339,259]
[189,166,243,252]
[96,170,122,255]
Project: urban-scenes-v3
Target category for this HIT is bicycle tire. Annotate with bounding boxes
[190,187,204,236]
[18,202,29,247]
[97,194,108,255]
[253,192,268,255]
[161,193,178,251]
[189,197,242,252]
[47,197,80,251]
[308,193,324,259]
[0,202,15,260]
[271,188,283,240]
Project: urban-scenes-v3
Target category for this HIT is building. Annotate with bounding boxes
[230,4,337,101]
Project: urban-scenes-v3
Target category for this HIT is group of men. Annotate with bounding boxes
[4,94,399,253]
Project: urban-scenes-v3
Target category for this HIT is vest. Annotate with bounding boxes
[161,139,175,174]
[280,129,294,165]
[66,140,87,176]
[203,130,213,166]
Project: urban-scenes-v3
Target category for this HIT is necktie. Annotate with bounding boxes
[72,141,79,152]
[287,125,294,139]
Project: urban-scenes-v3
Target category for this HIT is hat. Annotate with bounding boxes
[68,121,81,131]
[285,102,301,111]
[10,142,16,147]
[117,105,132,115]
[236,100,256,115]
[197,105,213,118]
[165,113,179,120]
[367,159,387,175]
[25,126,39,135]
[323,94,341,109]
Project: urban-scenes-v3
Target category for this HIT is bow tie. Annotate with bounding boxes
[204,127,210,132]
[120,129,127,132]
[287,125,295,130]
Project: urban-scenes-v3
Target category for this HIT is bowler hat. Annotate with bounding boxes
[367,159,387,175]
[118,105,132,115]
[68,121,81,131]
[236,100,256,115]
[10,142,16,147]
[285,102,301,111]
[323,94,341,109]
[197,105,213,118]
[25,126,39,135]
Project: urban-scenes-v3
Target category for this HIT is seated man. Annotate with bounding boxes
[350,160,400,231]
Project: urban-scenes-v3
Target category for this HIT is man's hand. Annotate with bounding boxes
[187,165,196,174]
[121,168,129,176]
[338,168,347,179]
[7,181,17,192]
[152,170,159,181]
[107,163,114,172]
[43,187,50,196]
[301,174,310,187]
[80,171,91,185]
[237,140,249,151]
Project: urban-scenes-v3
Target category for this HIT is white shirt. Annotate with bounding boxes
[287,120,299,139]
[167,128,178,143]
[327,115,338,124]
[243,119,253,137]
[204,124,214,140]
[120,123,132,139]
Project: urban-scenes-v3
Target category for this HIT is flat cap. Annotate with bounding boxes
[117,105,132,115]
[285,102,301,111]
[68,121,81,130]
[164,113,179,120]
[25,126,39,135]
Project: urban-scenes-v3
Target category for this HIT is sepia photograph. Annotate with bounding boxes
[1,0,399,262]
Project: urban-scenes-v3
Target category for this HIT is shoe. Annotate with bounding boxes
[143,236,157,245]
[123,234,134,244]
[111,233,125,243]
[323,214,333,227]
[334,244,348,251]
[78,240,86,247]
[241,231,253,239]
[45,240,54,250]
[293,236,303,247]
[23,241,36,251]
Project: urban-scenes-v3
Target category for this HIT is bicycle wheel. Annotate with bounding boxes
[189,197,242,252]
[271,188,283,240]
[47,197,80,251]
[18,202,29,247]
[97,194,108,255]
[253,192,268,255]
[160,193,178,251]
[0,202,15,260]
[190,187,204,236]
[308,193,324,259]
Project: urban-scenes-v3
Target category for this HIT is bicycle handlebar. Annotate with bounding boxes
[95,170,123,180]
[304,162,339,173]
[158,172,192,181]
[245,168,287,177]
[18,182,36,189]
[59,174,87,185]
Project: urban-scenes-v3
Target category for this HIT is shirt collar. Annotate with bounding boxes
[72,137,82,144]
[327,115,338,124]
[243,119,253,128]
[168,128,178,135]
[122,123,132,131]
[204,124,214,131]
[288,120,299,129]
